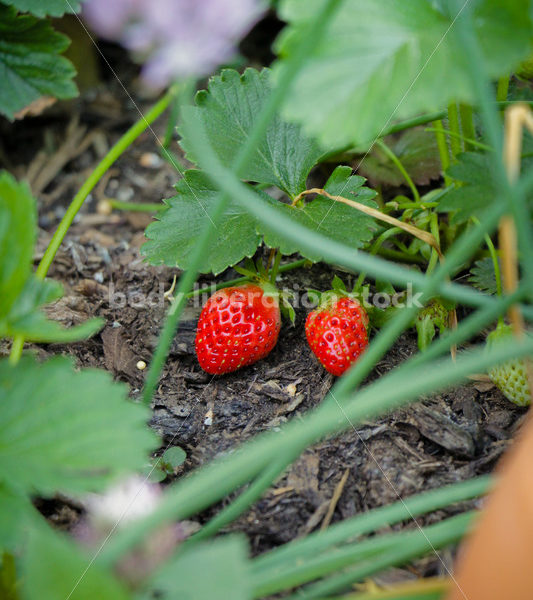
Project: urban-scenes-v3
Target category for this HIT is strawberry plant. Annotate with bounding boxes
[142,68,379,275]
[1,0,533,598]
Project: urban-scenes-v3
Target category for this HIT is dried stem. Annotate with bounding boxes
[501,103,533,401]
[292,188,443,259]
[501,104,533,333]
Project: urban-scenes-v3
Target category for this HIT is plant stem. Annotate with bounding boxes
[425,127,491,152]
[472,217,502,298]
[459,104,476,151]
[375,247,426,265]
[375,139,420,203]
[383,111,446,135]
[8,338,24,366]
[447,102,463,158]
[107,199,165,212]
[162,90,181,148]
[269,249,282,284]
[264,248,276,273]
[426,213,441,276]
[353,227,403,291]
[393,200,439,210]
[496,75,510,103]
[486,236,503,325]
[8,87,177,366]
[431,120,452,186]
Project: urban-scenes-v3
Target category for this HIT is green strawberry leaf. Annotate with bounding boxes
[0,355,158,496]
[280,294,296,325]
[22,527,130,600]
[3,305,104,342]
[142,170,261,275]
[0,484,46,553]
[0,276,104,343]
[144,462,167,483]
[179,68,323,198]
[331,274,347,293]
[0,171,104,343]
[1,276,104,342]
[2,0,83,17]
[145,536,250,600]
[469,256,500,295]
[359,128,442,187]
[0,5,77,120]
[274,0,533,147]
[256,166,379,260]
[0,171,35,318]
[437,152,496,224]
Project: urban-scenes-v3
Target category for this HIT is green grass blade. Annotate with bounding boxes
[98,336,531,566]
[283,512,475,600]
[252,476,491,573]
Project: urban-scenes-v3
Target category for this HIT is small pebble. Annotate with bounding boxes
[204,408,213,426]
[286,383,298,397]
[117,186,134,202]
[97,199,112,215]
[139,152,163,169]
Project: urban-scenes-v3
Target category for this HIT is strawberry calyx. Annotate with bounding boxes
[257,280,279,304]
[309,285,369,331]
[233,262,297,324]
[487,321,514,344]
[233,260,280,299]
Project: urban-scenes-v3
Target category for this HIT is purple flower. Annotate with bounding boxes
[83,0,266,87]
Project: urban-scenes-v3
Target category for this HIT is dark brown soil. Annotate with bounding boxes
[0,30,526,588]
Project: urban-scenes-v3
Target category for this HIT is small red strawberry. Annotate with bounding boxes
[305,293,369,376]
[195,283,281,375]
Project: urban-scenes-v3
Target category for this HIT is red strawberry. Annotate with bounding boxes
[195,283,281,375]
[305,295,369,376]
